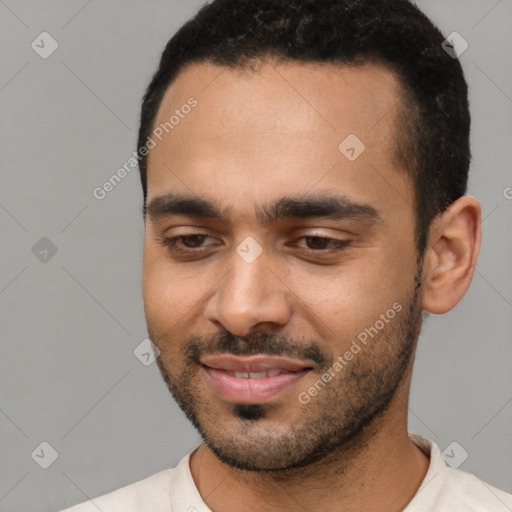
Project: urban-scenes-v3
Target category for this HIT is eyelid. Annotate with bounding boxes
[159,232,352,256]
[293,235,352,253]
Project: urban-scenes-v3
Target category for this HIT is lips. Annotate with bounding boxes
[200,353,312,373]
[224,369,285,378]
[200,354,313,404]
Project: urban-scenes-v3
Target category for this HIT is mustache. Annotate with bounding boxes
[185,330,328,367]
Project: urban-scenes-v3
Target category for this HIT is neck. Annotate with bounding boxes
[189,386,429,512]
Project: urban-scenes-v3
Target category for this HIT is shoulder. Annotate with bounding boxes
[61,467,174,512]
[407,432,512,511]
[445,466,512,511]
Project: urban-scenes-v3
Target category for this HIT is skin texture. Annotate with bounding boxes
[142,60,481,512]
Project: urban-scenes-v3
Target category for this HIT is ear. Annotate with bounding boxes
[421,196,482,314]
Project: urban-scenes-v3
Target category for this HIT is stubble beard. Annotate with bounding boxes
[151,268,424,473]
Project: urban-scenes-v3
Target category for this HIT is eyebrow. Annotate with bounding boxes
[143,193,381,225]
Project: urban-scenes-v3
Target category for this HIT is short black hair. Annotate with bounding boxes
[137,0,470,257]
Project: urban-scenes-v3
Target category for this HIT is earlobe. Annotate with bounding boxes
[421,196,482,314]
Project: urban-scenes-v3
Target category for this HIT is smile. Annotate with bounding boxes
[200,354,313,404]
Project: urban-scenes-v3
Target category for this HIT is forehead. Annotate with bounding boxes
[151,59,402,146]
[146,59,413,226]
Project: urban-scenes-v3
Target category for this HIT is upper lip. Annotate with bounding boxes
[200,354,313,373]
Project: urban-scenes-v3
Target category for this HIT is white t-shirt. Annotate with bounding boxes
[61,433,512,511]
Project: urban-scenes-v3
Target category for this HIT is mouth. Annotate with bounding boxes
[200,354,313,404]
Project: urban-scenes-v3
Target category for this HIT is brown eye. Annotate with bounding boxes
[180,234,207,247]
[161,233,212,252]
[298,236,351,253]
[304,236,331,250]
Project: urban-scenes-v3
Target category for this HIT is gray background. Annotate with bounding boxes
[0,1,511,511]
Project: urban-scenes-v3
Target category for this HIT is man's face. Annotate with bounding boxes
[142,60,425,471]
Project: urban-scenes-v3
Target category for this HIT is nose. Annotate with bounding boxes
[204,247,292,337]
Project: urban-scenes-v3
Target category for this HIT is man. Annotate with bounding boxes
[64,0,512,510]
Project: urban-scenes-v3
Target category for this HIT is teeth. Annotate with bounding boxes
[230,370,283,378]
[249,371,267,379]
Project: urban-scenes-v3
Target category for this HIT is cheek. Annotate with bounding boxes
[142,267,195,364]
[142,244,185,333]
[142,246,216,341]
[282,248,414,341]
[143,265,190,324]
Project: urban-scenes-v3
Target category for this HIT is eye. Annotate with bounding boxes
[159,233,352,257]
[161,233,212,252]
[296,236,351,253]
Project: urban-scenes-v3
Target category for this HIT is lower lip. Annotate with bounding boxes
[203,366,310,404]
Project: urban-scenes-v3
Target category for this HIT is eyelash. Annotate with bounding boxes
[160,233,352,254]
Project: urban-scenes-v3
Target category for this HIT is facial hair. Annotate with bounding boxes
[151,266,424,473]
